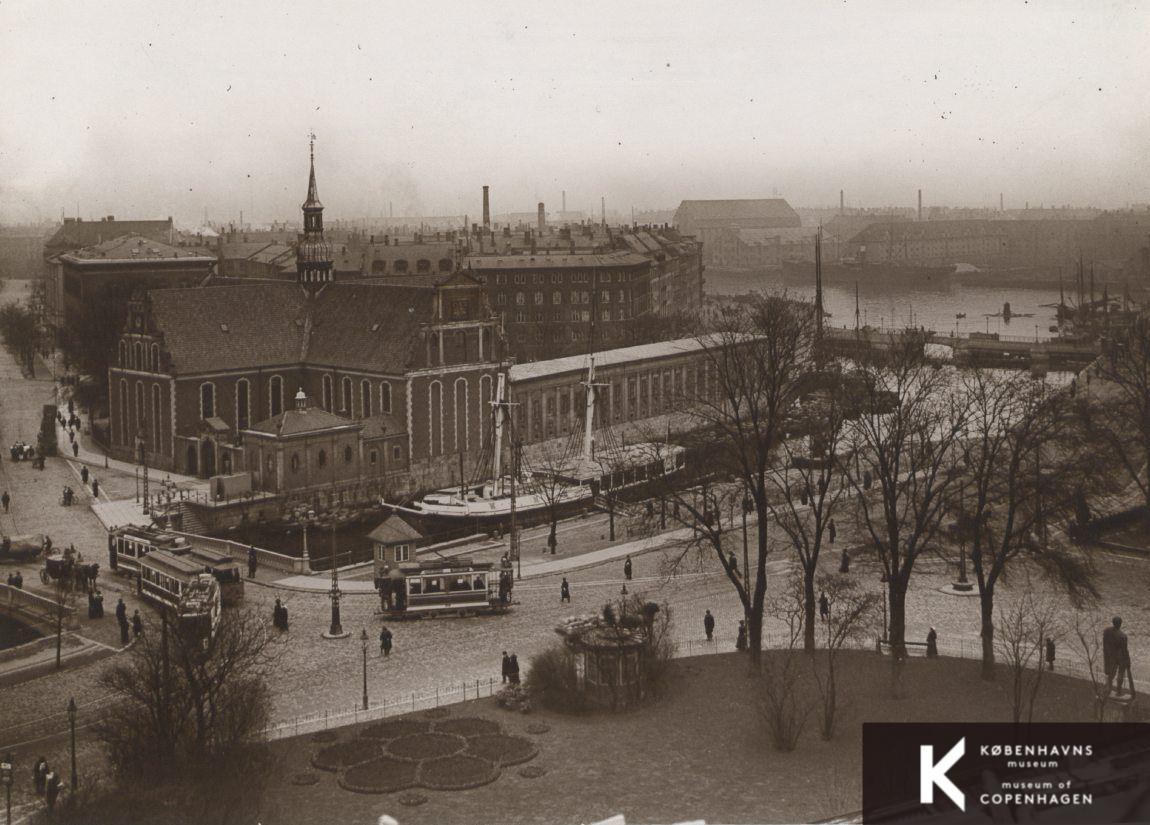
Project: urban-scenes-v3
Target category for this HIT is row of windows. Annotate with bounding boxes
[198,376,396,427]
[509,308,625,324]
[369,258,454,275]
[498,290,626,307]
[493,270,625,286]
[321,375,394,418]
[119,340,161,372]
[409,574,488,595]
[118,380,164,452]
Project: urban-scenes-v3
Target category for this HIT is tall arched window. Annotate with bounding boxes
[135,382,145,443]
[429,380,443,457]
[454,378,468,452]
[380,381,392,414]
[322,375,333,412]
[361,379,372,418]
[342,377,353,414]
[200,382,216,419]
[133,342,143,370]
[479,374,492,445]
[236,378,250,430]
[151,343,160,372]
[119,341,128,366]
[269,376,283,417]
[151,384,162,452]
[119,379,129,444]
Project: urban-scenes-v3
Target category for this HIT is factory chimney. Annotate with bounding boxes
[601,196,606,226]
[1000,193,1004,212]
[562,190,567,213]
[917,189,922,222]
[482,185,491,230]
[840,189,844,215]
[537,202,546,233]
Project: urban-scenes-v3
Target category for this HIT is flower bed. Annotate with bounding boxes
[338,757,420,794]
[360,719,432,741]
[465,734,538,766]
[387,732,467,761]
[434,717,501,738]
[312,740,384,772]
[418,754,501,791]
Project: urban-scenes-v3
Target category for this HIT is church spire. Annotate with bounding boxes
[297,134,333,293]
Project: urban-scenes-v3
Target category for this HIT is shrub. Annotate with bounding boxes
[524,644,583,712]
[757,651,815,752]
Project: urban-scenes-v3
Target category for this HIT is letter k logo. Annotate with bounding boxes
[920,738,965,810]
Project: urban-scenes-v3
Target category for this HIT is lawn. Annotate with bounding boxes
[254,650,1101,825]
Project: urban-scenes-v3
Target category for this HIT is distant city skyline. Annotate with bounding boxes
[2,0,1147,226]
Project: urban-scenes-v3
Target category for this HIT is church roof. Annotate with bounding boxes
[246,405,360,437]
[146,280,437,375]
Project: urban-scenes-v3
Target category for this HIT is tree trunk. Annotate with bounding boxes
[888,582,908,660]
[747,610,763,670]
[803,567,816,653]
[548,513,557,554]
[979,591,996,681]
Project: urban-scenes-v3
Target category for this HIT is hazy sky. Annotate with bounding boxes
[1,0,1146,226]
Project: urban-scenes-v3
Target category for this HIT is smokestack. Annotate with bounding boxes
[601,196,605,226]
[917,189,922,222]
[562,190,566,213]
[482,186,491,229]
[840,190,844,214]
[1000,193,1004,212]
[537,202,546,233]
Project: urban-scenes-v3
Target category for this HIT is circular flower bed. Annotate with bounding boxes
[419,754,500,791]
[290,772,320,786]
[518,765,547,779]
[312,740,384,772]
[387,732,467,761]
[399,792,428,807]
[339,757,420,794]
[360,719,432,741]
[465,734,538,766]
[434,717,500,738]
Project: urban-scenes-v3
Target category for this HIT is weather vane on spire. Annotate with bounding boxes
[308,131,316,161]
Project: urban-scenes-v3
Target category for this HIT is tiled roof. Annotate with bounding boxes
[361,412,407,440]
[45,219,173,255]
[366,515,422,544]
[60,234,215,264]
[148,281,436,376]
[247,405,360,437]
[464,251,650,270]
[508,337,710,383]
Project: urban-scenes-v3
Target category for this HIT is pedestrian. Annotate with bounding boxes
[248,546,258,579]
[1045,637,1056,671]
[827,518,837,544]
[736,620,747,651]
[727,551,739,576]
[800,487,809,506]
[926,627,938,658]
[4,572,11,586]
[68,399,74,416]
[501,651,511,684]
[623,555,633,581]
[380,626,393,656]
[72,441,79,458]
[115,597,127,624]
[132,609,143,639]
[93,589,104,618]
[273,598,285,630]
[2,490,9,512]
[509,653,521,684]
[80,465,89,484]
[560,577,571,603]
[91,478,99,498]
[13,571,22,589]
[839,547,850,573]
[819,591,830,621]
[863,470,872,490]
[44,768,60,812]
[704,609,715,641]
[33,756,47,794]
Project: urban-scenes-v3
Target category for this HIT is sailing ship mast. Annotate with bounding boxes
[490,372,507,494]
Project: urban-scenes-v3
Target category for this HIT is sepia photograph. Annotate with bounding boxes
[0,2,1149,824]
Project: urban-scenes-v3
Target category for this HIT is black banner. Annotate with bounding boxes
[862,723,1150,823]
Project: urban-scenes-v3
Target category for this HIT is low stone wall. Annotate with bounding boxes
[0,583,79,632]
[164,530,307,574]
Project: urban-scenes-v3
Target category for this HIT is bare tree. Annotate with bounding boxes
[810,572,880,740]
[767,384,850,651]
[1090,318,1150,511]
[1068,610,1110,722]
[651,293,818,669]
[527,439,574,554]
[995,582,1058,724]
[956,369,1099,680]
[760,573,816,751]
[845,335,969,660]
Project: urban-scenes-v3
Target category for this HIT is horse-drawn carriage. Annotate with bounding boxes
[40,548,99,592]
[0,534,47,563]
[9,441,35,461]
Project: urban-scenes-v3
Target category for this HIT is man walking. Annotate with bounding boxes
[827,518,837,545]
[704,609,715,641]
[560,577,571,603]
[926,627,938,658]
[131,609,143,639]
[1045,637,1056,671]
[380,626,393,657]
[247,546,258,579]
[501,651,511,684]
[819,591,830,621]
[509,653,521,685]
[623,555,633,581]
[2,491,9,513]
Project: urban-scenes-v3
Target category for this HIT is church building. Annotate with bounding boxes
[106,141,508,497]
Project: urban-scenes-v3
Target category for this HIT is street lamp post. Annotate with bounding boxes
[360,628,369,710]
[67,697,77,794]
[324,514,347,639]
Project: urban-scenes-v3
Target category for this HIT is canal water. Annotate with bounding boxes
[708,271,1069,341]
[217,515,384,571]
[0,614,43,650]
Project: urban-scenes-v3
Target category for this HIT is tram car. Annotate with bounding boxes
[107,526,190,576]
[138,550,222,640]
[182,546,245,606]
[377,557,508,619]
